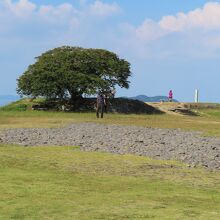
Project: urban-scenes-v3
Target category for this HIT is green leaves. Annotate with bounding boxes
[17,46,131,100]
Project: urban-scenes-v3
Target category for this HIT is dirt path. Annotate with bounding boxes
[146,102,199,116]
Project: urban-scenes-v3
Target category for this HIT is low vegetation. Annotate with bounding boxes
[0,145,220,219]
[0,100,220,219]
[1,99,220,136]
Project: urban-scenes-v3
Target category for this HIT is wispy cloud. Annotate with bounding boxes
[2,0,220,60]
[2,0,36,17]
[89,0,121,16]
[0,0,121,21]
[0,0,122,47]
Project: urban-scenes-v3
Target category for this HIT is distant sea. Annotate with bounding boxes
[0,95,19,106]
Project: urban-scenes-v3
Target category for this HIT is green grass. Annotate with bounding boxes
[0,98,45,112]
[200,109,220,118]
[0,145,220,220]
[1,102,220,219]
[0,109,220,136]
[1,98,220,136]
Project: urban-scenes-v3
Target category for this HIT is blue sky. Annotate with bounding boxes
[1,0,220,102]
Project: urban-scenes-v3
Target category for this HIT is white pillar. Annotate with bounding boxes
[195,89,199,103]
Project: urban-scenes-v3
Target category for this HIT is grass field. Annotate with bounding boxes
[1,145,220,219]
[0,103,220,219]
[0,108,220,136]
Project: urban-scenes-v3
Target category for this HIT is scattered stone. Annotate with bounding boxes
[0,123,219,170]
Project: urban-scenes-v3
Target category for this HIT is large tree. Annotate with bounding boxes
[17,46,131,101]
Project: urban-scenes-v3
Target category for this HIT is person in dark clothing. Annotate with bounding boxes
[96,92,106,118]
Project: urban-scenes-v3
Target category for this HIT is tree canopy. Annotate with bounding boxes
[17,46,131,101]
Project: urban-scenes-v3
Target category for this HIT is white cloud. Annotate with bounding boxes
[0,0,123,43]
[2,0,36,17]
[159,2,220,32]
[2,0,220,61]
[38,3,78,24]
[135,19,166,41]
[0,0,124,57]
[108,2,220,61]
[0,0,121,21]
[89,0,121,17]
[121,1,220,56]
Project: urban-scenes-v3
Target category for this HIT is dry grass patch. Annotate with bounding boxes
[1,110,220,136]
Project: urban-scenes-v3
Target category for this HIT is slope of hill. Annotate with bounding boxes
[129,95,178,102]
[0,98,163,114]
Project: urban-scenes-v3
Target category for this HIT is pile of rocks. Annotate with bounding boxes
[0,123,219,170]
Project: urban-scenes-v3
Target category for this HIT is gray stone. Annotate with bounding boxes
[0,123,220,170]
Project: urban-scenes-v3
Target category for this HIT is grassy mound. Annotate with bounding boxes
[0,98,162,114]
[109,98,161,114]
[0,98,45,112]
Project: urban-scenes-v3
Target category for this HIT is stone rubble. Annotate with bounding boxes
[0,123,219,170]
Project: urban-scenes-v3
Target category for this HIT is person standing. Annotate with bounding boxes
[168,90,173,102]
[96,92,106,118]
